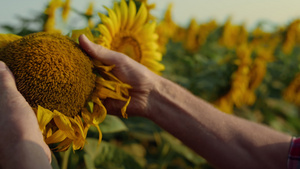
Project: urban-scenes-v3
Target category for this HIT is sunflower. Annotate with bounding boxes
[85,2,95,29]
[0,32,131,151]
[284,73,300,105]
[44,0,63,33]
[184,18,199,53]
[245,47,274,105]
[62,0,71,21]
[214,44,252,113]
[95,0,164,74]
[156,3,177,54]
[219,19,248,49]
[282,20,300,54]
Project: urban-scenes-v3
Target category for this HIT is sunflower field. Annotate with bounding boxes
[1,0,300,169]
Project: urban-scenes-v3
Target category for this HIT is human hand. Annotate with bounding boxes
[79,35,159,118]
[0,61,51,166]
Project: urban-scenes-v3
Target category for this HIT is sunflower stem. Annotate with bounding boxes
[61,147,72,169]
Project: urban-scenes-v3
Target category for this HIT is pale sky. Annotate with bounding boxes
[1,0,300,32]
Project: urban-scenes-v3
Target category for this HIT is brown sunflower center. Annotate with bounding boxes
[111,36,142,62]
[0,32,96,117]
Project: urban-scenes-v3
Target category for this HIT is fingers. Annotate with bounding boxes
[79,34,125,66]
[0,61,17,93]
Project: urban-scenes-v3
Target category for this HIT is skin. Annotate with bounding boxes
[0,61,51,169]
[79,34,292,169]
[0,34,292,169]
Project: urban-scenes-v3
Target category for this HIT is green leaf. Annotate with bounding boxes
[160,132,206,165]
[84,138,143,169]
[100,115,128,133]
[90,115,128,134]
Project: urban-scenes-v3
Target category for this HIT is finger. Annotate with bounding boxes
[0,61,17,92]
[79,34,125,66]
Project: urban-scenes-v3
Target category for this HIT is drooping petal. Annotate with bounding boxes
[121,97,131,118]
[92,97,107,124]
[53,111,76,139]
[55,138,73,151]
[36,105,54,132]
[45,130,67,144]
[96,87,128,101]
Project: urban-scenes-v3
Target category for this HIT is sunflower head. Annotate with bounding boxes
[0,32,96,117]
[95,0,164,74]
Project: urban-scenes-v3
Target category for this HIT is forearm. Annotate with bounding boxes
[148,75,292,169]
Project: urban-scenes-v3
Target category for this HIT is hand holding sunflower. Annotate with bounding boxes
[0,61,51,168]
[79,34,158,118]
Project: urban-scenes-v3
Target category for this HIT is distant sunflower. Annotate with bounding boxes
[284,73,300,105]
[95,0,164,74]
[85,2,95,29]
[0,32,131,151]
[184,18,199,52]
[62,0,71,21]
[156,3,177,54]
[44,0,62,33]
[215,44,252,113]
[219,19,248,49]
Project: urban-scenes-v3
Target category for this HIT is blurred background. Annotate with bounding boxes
[2,0,300,169]
[2,0,300,32]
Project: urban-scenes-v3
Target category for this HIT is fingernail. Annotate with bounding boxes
[0,61,7,71]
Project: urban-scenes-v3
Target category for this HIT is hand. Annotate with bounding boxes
[79,35,159,118]
[0,61,51,166]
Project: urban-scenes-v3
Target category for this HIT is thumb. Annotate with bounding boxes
[0,61,17,93]
[79,34,126,66]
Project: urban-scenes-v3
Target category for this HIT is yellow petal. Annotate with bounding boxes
[92,97,107,124]
[55,138,73,151]
[113,2,121,28]
[121,97,131,118]
[71,27,94,43]
[126,0,136,30]
[132,3,147,32]
[53,111,76,139]
[93,61,115,71]
[98,13,115,37]
[143,51,162,61]
[36,105,54,132]
[96,24,112,43]
[81,109,93,124]
[104,6,120,33]
[45,130,67,144]
[120,0,128,29]
[96,87,128,101]
[141,58,165,73]
[95,125,102,144]
[73,137,85,150]
[69,116,85,139]
[141,42,159,51]
[0,34,22,48]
